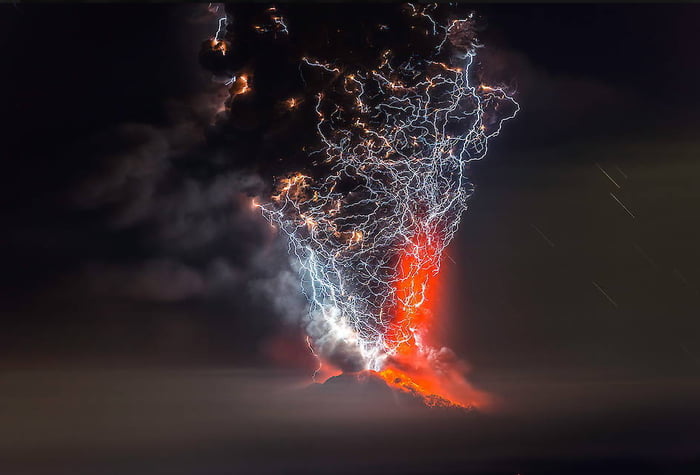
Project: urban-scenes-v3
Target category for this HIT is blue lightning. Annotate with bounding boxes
[256,13,519,372]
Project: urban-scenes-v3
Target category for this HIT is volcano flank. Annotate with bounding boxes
[308,371,476,412]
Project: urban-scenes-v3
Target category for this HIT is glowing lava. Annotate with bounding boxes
[311,232,488,409]
[377,368,460,409]
[387,233,439,353]
[378,234,486,409]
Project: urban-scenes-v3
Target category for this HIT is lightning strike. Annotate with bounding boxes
[306,335,324,382]
[208,4,230,55]
[253,11,519,407]
[229,74,251,98]
[205,4,517,407]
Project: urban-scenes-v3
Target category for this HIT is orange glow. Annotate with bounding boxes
[349,230,363,246]
[386,233,438,353]
[284,97,300,110]
[377,233,489,409]
[431,61,462,73]
[377,349,490,409]
[272,173,311,202]
[303,232,490,409]
[209,38,228,55]
[229,74,251,99]
[378,367,459,408]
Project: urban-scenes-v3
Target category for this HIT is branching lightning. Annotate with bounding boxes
[255,12,519,374]
[208,3,229,55]
[204,4,519,406]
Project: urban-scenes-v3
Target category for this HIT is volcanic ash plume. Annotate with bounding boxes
[204,4,518,407]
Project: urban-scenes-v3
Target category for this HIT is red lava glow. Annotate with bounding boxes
[386,233,438,353]
[378,233,489,409]
[377,353,489,409]
[311,233,490,409]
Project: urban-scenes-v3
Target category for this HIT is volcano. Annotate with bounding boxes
[308,371,476,412]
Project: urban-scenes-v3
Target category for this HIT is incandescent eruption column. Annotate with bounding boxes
[206,4,519,408]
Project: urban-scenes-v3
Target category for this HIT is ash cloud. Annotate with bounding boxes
[65,78,309,356]
[5,3,613,373]
[198,4,487,181]
[82,258,241,303]
[196,3,498,372]
[1,3,520,371]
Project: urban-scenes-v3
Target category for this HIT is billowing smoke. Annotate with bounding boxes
[201,4,518,402]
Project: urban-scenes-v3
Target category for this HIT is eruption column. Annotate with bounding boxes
[257,15,519,383]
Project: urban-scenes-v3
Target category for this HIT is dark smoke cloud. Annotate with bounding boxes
[199,3,485,181]
[2,3,615,371]
[2,3,652,373]
[6,3,519,368]
[196,3,496,371]
[69,80,308,336]
[82,258,239,303]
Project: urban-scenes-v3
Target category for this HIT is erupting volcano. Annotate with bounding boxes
[204,4,519,408]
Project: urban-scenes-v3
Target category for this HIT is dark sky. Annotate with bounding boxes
[1,3,700,473]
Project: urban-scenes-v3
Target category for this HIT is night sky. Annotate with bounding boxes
[2,3,700,474]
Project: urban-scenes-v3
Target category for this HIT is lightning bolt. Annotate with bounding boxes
[257,12,519,373]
